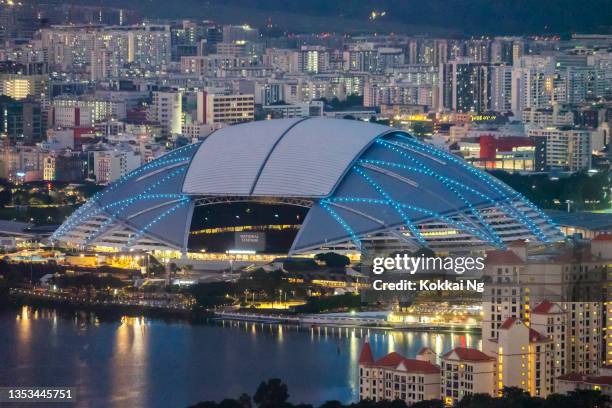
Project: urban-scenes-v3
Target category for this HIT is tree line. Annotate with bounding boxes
[189,378,610,408]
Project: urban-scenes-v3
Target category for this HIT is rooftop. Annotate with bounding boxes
[442,347,494,362]
[532,300,562,314]
[485,250,524,265]
[558,373,612,385]
[358,343,439,374]
[546,210,612,232]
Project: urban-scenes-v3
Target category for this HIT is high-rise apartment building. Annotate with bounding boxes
[196,91,254,125]
[489,317,556,397]
[439,60,491,113]
[293,46,330,74]
[527,127,592,172]
[149,91,182,138]
[482,240,606,377]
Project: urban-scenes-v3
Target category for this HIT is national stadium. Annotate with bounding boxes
[51,118,563,258]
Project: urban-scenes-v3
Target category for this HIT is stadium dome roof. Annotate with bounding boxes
[52,118,562,253]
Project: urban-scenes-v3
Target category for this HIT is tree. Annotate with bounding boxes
[314,252,350,268]
[253,379,289,408]
[319,402,343,408]
[411,400,443,408]
[455,393,497,408]
[0,179,12,208]
[218,400,244,408]
[238,393,252,408]
[566,389,611,408]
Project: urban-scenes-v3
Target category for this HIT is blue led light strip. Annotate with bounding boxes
[353,166,427,246]
[358,157,548,243]
[358,159,495,203]
[320,199,362,250]
[375,139,505,247]
[54,166,188,238]
[389,133,560,231]
[326,196,496,246]
[64,155,191,230]
[86,142,199,205]
[498,200,550,243]
[52,194,185,240]
[82,168,189,244]
[126,199,191,247]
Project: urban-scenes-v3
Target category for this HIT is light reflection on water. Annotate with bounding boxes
[0,307,481,408]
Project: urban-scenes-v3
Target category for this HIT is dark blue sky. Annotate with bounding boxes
[79,0,612,35]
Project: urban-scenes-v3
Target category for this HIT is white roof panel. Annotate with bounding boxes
[181,118,303,195]
[252,118,389,196]
[181,118,390,197]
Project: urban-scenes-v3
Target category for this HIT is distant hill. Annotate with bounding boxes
[72,0,611,36]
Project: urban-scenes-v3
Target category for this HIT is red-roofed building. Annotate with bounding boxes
[441,347,495,405]
[482,239,607,392]
[358,341,440,404]
[442,347,494,362]
[358,339,374,365]
[416,347,437,365]
[529,300,567,389]
[557,373,612,397]
[593,234,612,242]
[499,316,517,330]
[485,250,525,265]
[488,317,555,397]
[591,234,612,260]
[531,300,562,315]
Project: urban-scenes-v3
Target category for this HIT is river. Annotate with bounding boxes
[0,306,481,408]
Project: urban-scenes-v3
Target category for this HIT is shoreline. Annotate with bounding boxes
[4,290,481,334]
[4,290,213,323]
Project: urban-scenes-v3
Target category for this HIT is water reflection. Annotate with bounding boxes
[1,308,480,407]
[110,317,149,407]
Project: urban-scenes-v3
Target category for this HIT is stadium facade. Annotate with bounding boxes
[52,118,563,254]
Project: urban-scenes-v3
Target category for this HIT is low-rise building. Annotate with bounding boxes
[358,340,441,404]
[557,373,612,397]
[440,347,496,406]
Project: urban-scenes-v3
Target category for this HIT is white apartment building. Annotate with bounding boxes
[490,65,513,113]
[482,240,606,377]
[530,301,568,385]
[522,105,574,129]
[527,127,592,172]
[149,91,182,138]
[364,79,433,108]
[263,49,296,72]
[39,24,171,75]
[511,68,552,115]
[262,101,324,119]
[52,96,127,123]
[196,91,254,125]
[489,317,555,397]
[292,46,330,74]
[358,341,441,404]
[181,122,216,141]
[440,347,496,405]
[93,149,140,184]
[180,56,208,76]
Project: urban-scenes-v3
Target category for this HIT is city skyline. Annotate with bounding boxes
[0,1,610,407]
